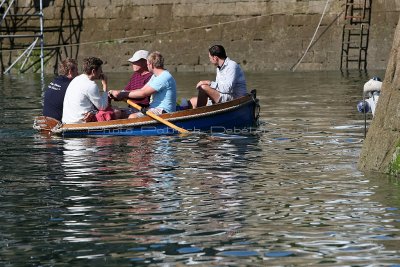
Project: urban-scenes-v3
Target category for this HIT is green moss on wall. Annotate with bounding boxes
[389,143,400,175]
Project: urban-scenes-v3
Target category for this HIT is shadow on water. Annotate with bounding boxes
[1,71,399,266]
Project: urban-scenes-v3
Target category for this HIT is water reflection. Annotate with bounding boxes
[52,137,181,248]
[1,71,400,266]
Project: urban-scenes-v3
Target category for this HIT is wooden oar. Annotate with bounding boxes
[127,99,189,134]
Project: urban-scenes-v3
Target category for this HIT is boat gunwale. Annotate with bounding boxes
[56,93,256,133]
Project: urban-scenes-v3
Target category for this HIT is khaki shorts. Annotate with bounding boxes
[207,93,234,106]
[133,107,165,118]
[219,93,234,103]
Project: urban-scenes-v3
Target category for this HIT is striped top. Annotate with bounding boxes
[124,71,152,107]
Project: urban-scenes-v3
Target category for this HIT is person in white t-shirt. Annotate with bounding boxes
[62,57,116,123]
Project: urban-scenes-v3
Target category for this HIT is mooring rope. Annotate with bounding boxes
[291,0,331,72]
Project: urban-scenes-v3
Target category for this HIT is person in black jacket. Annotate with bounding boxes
[42,58,78,121]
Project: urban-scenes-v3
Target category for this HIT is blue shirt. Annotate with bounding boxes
[42,75,72,121]
[148,70,177,113]
[210,57,247,99]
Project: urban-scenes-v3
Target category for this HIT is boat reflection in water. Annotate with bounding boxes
[58,136,182,245]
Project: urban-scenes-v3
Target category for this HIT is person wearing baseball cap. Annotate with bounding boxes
[110,51,177,118]
[128,50,149,64]
[125,50,152,106]
[109,49,153,118]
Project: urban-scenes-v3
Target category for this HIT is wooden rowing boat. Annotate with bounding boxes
[33,90,260,136]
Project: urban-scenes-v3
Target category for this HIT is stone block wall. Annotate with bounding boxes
[74,0,348,72]
[9,0,400,72]
[358,15,400,174]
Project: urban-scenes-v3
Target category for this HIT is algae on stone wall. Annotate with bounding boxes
[389,144,400,176]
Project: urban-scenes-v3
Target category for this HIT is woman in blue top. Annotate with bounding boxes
[110,51,177,118]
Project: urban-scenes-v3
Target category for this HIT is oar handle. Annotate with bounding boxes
[127,99,189,134]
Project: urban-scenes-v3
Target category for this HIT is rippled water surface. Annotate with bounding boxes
[1,71,400,266]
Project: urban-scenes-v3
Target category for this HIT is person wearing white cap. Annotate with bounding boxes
[110,51,177,118]
[108,50,152,118]
[110,50,152,117]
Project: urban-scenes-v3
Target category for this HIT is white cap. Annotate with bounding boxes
[128,50,149,63]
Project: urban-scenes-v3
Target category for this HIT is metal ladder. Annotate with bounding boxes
[0,0,50,75]
[0,0,84,75]
[340,0,372,70]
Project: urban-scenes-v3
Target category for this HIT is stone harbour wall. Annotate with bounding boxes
[16,0,400,72]
[358,15,400,174]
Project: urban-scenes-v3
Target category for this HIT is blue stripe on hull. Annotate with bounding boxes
[175,102,256,132]
[62,100,257,137]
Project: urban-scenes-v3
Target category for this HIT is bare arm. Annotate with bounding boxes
[127,84,156,98]
[110,84,156,101]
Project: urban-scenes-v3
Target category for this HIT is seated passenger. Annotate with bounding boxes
[110,51,177,119]
[42,58,78,121]
[189,45,247,108]
[357,76,382,117]
[62,57,119,123]
[112,50,152,118]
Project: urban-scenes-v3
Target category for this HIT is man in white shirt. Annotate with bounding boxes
[62,57,110,123]
[190,45,247,108]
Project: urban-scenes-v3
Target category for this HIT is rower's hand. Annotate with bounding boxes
[109,90,121,101]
